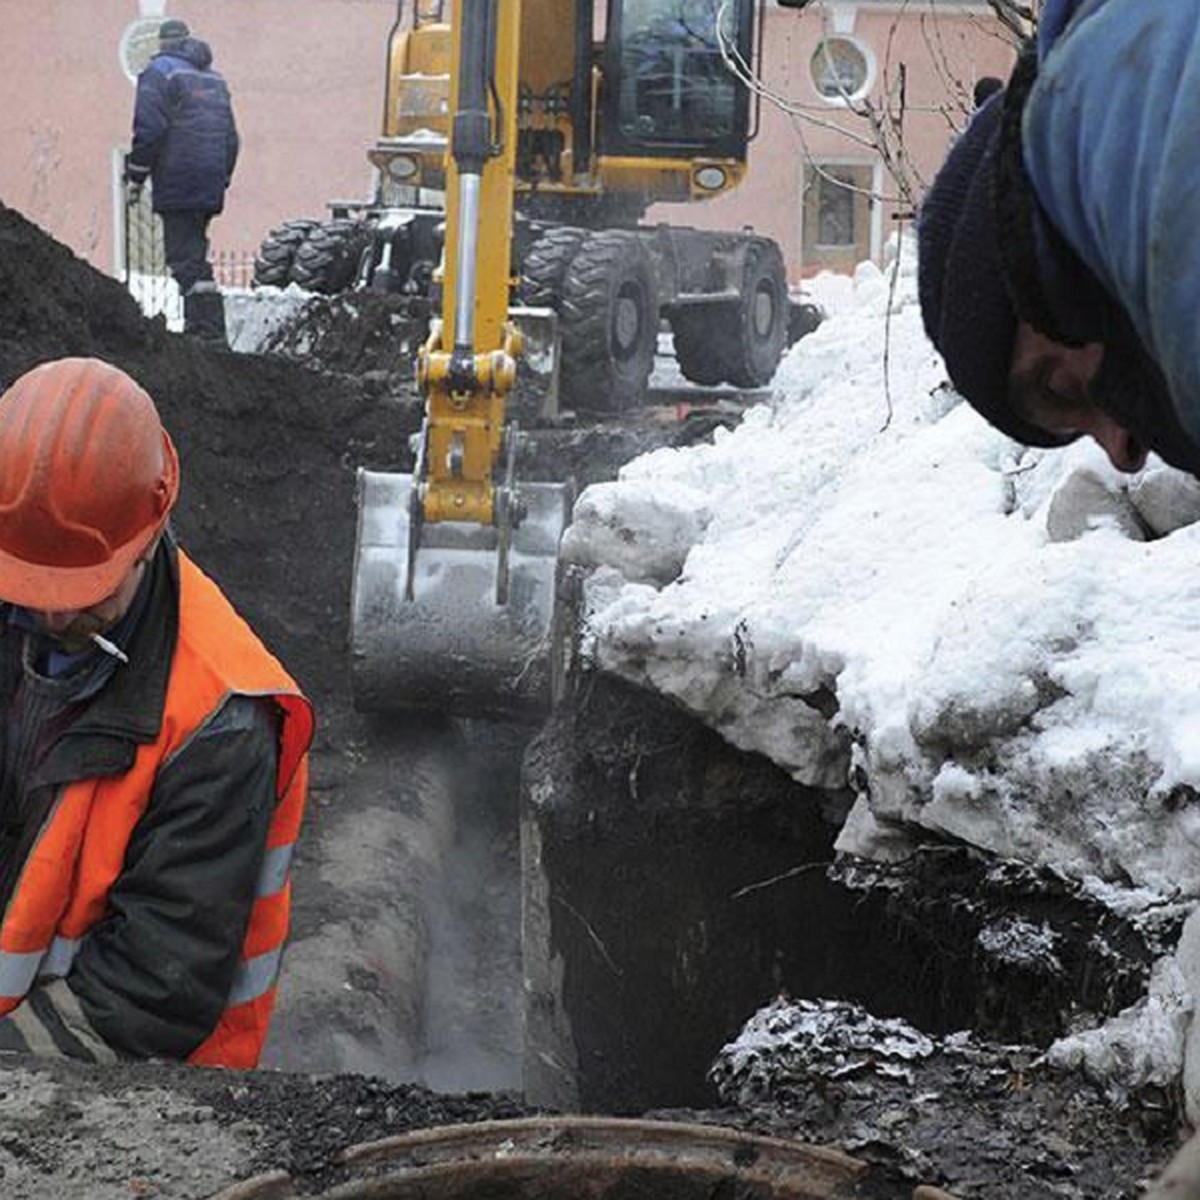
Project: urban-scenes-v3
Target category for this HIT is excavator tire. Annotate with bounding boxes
[289,219,371,295]
[252,219,319,288]
[558,230,657,413]
[721,238,789,388]
[519,227,588,309]
[670,308,728,387]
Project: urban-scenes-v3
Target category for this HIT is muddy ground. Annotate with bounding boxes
[0,201,1192,1197]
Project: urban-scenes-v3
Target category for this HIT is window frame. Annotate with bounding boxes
[809,34,876,107]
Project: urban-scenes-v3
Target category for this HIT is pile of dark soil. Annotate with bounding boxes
[0,202,419,752]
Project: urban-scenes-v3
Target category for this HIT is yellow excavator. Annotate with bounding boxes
[345,0,794,717]
[258,0,797,412]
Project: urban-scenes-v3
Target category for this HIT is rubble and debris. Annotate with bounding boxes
[712,997,938,1097]
[704,993,1178,1197]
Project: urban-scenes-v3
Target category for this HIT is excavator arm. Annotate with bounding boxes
[421,0,517,528]
[351,0,572,720]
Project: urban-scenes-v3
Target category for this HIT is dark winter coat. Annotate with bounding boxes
[0,535,308,1063]
[127,38,239,214]
[1020,0,1200,465]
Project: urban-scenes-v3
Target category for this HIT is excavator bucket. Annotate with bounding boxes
[350,468,572,720]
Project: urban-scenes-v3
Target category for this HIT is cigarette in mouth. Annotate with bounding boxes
[90,633,130,664]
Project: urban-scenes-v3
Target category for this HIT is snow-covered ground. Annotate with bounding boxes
[564,236,1200,1109]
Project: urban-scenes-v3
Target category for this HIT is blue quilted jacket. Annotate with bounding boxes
[1024,0,1200,450]
[127,38,239,214]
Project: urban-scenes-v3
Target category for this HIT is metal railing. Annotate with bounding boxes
[213,248,256,290]
[122,190,256,327]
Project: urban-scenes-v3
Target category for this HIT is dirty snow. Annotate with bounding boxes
[224,284,314,353]
[565,236,1200,1104]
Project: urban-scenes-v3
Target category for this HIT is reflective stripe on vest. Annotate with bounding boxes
[257,842,293,899]
[0,843,292,1008]
[228,946,284,1007]
[0,935,79,998]
[0,552,313,1068]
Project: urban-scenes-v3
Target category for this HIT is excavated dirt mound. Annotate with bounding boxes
[0,202,418,757]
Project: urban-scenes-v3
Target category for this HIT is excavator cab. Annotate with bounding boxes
[370,0,757,205]
[606,1,751,159]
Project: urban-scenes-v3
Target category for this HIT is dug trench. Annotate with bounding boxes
[0,201,1185,1198]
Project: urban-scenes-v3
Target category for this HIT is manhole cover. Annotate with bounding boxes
[212,1116,867,1198]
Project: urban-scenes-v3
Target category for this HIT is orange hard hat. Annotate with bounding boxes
[0,358,179,611]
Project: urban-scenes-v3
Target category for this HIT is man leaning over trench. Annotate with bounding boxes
[917,0,1200,480]
[0,357,312,1067]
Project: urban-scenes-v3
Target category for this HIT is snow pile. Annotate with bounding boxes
[128,269,182,332]
[567,239,1200,897]
[1048,954,1191,1100]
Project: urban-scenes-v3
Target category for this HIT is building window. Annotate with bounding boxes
[815,167,857,246]
[810,36,871,103]
[802,162,874,269]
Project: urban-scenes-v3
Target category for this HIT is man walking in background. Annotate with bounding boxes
[124,18,239,346]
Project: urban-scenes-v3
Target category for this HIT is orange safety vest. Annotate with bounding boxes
[0,552,313,1068]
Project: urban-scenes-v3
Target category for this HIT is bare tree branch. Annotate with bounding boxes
[987,0,1039,42]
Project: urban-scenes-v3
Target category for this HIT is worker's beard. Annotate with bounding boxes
[1089,310,1200,480]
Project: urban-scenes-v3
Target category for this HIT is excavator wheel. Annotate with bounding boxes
[519,227,588,309]
[252,219,319,288]
[721,238,789,388]
[670,308,729,387]
[289,218,371,295]
[558,230,657,413]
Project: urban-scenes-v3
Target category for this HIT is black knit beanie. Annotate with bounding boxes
[159,18,190,42]
[918,93,1072,448]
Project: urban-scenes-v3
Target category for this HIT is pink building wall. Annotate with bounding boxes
[0,0,398,275]
[0,1,1015,283]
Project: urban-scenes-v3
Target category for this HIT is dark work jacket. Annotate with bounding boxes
[0,535,280,1060]
[127,38,239,214]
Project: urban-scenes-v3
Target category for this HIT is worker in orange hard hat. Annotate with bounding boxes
[0,357,313,1069]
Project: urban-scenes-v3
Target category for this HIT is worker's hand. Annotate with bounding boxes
[123,159,149,206]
